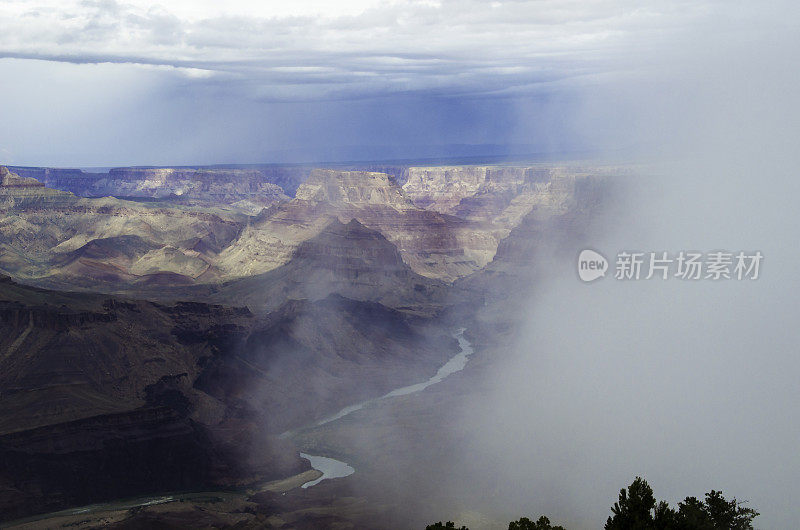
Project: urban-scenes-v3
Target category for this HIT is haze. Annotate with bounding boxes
[0,1,798,528]
[446,5,800,528]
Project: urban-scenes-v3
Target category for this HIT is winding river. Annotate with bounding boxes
[300,327,473,488]
[8,329,474,524]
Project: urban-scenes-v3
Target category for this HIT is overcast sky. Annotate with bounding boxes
[1,3,799,527]
[0,0,791,165]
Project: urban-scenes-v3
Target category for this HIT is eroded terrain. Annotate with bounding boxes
[0,161,617,527]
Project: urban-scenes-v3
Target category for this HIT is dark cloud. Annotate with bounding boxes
[0,1,714,100]
[0,1,772,166]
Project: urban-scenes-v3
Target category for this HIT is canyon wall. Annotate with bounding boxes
[7,165,309,204]
[1,164,616,293]
[0,274,456,520]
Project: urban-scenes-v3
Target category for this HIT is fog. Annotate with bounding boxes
[446,4,800,528]
[2,1,798,527]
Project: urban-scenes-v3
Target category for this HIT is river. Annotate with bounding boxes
[300,327,472,488]
[6,329,473,525]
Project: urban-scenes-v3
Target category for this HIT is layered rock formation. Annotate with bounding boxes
[289,169,503,281]
[403,165,584,224]
[0,160,621,525]
[4,166,101,193]
[210,218,452,314]
[0,165,76,209]
[218,169,503,282]
[0,164,612,290]
[402,166,517,212]
[96,167,289,208]
[1,166,44,189]
[8,165,307,203]
[0,275,456,521]
[0,167,244,287]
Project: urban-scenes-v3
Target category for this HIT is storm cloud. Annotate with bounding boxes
[0,0,738,166]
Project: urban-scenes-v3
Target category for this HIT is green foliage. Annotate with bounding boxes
[605,477,658,529]
[509,515,566,530]
[426,477,759,530]
[672,490,759,530]
[425,522,468,530]
[604,477,759,530]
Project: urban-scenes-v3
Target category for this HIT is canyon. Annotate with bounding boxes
[0,161,615,527]
[0,164,612,291]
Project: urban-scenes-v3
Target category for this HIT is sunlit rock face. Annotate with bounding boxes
[0,165,76,209]
[210,218,451,315]
[403,166,522,213]
[0,167,243,287]
[218,168,502,282]
[295,169,414,209]
[398,166,588,277]
[402,166,576,223]
[0,164,607,289]
[1,166,43,188]
[179,166,595,283]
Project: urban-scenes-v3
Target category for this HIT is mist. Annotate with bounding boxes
[443,4,800,528]
[2,1,798,528]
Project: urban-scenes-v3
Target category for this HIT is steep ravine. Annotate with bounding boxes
[296,328,474,488]
[2,328,475,526]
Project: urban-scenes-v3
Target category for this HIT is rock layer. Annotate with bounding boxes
[218,169,504,282]
[1,164,615,290]
[0,275,456,521]
[0,167,244,286]
[8,165,307,203]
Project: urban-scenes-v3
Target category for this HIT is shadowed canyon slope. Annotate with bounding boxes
[0,161,615,524]
[0,275,456,520]
[209,218,452,314]
[216,168,501,282]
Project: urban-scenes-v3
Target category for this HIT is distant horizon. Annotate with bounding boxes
[1,1,747,168]
[3,144,637,172]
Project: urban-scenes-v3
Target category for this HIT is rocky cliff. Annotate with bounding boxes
[8,165,307,204]
[403,165,580,221]
[209,218,453,314]
[0,275,457,521]
[0,165,76,209]
[0,161,621,524]
[218,169,503,282]
[0,167,245,287]
[98,167,289,206]
[0,166,44,188]
[1,164,614,291]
